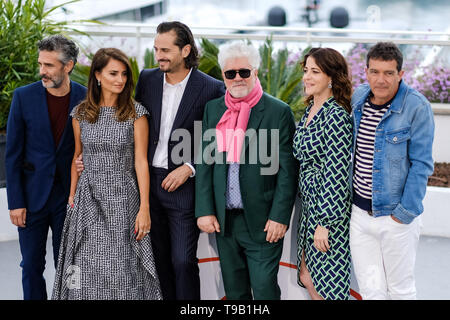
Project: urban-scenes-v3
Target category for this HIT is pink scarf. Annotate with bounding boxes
[216,78,263,163]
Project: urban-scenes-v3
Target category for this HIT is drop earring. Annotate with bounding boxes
[97,79,101,87]
[328,82,332,89]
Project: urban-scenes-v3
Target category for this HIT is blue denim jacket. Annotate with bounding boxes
[351,81,435,224]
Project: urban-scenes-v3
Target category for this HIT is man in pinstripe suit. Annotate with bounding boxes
[134,21,225,300]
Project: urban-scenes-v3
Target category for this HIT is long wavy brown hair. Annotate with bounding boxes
[301,47,353,113]
[75,48,136,123]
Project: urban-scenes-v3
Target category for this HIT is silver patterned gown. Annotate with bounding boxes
[52,103,162,300]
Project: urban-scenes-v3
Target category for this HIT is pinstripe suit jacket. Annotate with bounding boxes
[135,68,225,173]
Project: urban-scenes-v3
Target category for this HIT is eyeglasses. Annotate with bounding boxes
[223,68,252,80]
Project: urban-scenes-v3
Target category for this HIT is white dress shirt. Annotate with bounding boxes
[152,68,195,176]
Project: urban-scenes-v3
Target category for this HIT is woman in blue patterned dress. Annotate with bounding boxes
[293,48,353,300]
[52,48,161,300]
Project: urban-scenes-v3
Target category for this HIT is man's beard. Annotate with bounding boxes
[159,59,183,74]
[41,73,64,89]
[229,83,251,98]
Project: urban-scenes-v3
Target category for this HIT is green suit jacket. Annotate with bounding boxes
[195,92,299,243]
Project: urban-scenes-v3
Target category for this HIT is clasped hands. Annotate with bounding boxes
[197,215,288,243]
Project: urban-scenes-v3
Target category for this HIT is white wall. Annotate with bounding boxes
[421,187,450,238]
[432,104,450,163]
[0,189,16,242]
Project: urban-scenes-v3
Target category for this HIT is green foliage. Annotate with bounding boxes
[70,63,90,87]
[130,48,159,95]
[198,38,222,81]
[71,52,93,87]
[143,47,158,70]
[258,38,308,121]
[1,0,44,130]
[129,56,139,96]
[0,0,97,131]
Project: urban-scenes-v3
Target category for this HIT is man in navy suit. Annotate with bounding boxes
[135,21,225,300]
[5,35,86,300]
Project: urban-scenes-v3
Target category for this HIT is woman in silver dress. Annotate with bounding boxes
[52,48,161,300]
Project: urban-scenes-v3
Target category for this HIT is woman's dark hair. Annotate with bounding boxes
[75,48,136,123]
[156,21,199,69]
[301,47,353,114]
[366,42,403,72]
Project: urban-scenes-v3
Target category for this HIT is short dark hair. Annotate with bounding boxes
[366,42,403,72]
[156,21,199,69]
[38,35,79,73]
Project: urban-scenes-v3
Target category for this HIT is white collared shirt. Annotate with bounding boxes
[152,68,195,175]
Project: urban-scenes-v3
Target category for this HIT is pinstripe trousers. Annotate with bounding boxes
[149,167,200,300]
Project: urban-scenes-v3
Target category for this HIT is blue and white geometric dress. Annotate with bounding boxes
[293,97,352,300]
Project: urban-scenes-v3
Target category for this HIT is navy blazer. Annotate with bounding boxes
[5,81,87,212]
[135,68,225,172]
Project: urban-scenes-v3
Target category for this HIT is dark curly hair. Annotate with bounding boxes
[366,42,403,72]
[301,47,353,113]
[157,21,199,69]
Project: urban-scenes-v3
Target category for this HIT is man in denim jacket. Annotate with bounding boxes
[349,42,434,300]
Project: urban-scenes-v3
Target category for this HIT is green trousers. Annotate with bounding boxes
[216,210,284,300]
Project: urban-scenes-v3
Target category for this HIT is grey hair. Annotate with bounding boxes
[37,35,79,73]
[218,41,261,70]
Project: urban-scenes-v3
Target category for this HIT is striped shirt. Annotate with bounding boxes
[353,96,390,211]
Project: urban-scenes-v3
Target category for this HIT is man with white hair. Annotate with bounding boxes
[195,41,298,299]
